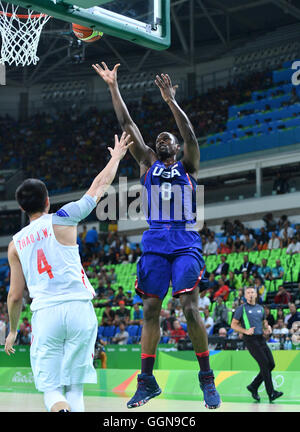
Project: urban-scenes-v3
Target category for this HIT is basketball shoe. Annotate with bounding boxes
[127,373,162,409]
[199,370,221,409]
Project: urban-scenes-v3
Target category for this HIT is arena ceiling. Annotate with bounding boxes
[4,0,300,86]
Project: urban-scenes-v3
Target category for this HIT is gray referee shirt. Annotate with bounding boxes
[233,302,265,335]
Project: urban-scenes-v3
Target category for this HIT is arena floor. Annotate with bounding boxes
[0,393,298,412]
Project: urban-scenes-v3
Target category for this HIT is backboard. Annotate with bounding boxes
[5,0,170,50]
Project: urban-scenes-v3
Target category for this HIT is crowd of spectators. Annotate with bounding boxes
[77,225,143,266]
[0,69,272,195]
[156,291,300,350]
[201,214,300,256]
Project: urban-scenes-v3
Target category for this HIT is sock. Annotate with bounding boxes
[141,353,156,375]
[44,387,68,412]
[196,350,210,372]
[65,384,84,412]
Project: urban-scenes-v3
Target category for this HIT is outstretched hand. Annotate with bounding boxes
[92,62,120,86]
[155,73,178,103]
[108,131,133,160]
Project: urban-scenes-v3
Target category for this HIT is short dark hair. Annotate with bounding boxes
[15,178,48,215]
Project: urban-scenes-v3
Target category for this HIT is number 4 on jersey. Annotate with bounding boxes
[37,248,54,279]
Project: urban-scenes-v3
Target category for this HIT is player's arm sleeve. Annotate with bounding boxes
[52,194,97,226]
[233,305,242,321]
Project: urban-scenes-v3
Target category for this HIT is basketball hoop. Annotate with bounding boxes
[0,2,50,66]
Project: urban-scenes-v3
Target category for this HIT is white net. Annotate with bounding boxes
[0,2,50,66]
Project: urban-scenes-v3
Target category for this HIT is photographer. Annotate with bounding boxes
[94,338,107,369]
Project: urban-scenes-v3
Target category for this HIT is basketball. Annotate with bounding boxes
[72,23,103,43]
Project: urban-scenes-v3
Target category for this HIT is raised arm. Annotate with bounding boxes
[92,62,157,173]
[52,132,132,246]
[155,74,200,176]
[86,131,133,201]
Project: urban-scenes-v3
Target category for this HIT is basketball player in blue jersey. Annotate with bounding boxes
[93,62,221,410]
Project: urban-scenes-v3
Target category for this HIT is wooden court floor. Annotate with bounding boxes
[0,393,299,412]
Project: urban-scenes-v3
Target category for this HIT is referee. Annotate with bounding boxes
[231,286,283,403]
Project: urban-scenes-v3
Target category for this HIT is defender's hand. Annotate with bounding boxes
[108,131,133,161]
[155,73,178,103]
[92,62,120,87]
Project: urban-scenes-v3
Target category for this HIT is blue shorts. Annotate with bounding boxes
[135,249,207,300]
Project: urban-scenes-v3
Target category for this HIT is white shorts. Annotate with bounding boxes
[30,300,98,392]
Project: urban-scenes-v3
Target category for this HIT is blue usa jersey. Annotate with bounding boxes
[140,160,202,254]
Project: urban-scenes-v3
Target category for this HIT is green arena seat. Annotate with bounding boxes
[231,290,237,301]
[249,251,259,263]
[228,261,238,272]
[284,269,292,283]
[236,274,243,284]
[270,249,281,259]
[274,279,284,289]
[162,293,172,309]
[259,250,270,259]
[227,252,237,261]
[264,279,270,291]
[280,255,289,267]
[210,302,216,313]
[292,268,299,283]
[280,248,287,256]
[227,311,233,325]
[226,301,234,310]
[267,259,276,268]
[293,254,300,266]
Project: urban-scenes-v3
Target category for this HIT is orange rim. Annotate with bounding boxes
[0,10,48,18]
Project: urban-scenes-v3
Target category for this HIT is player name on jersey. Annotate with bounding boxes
[13,214,95,311]
[16,228,50,251]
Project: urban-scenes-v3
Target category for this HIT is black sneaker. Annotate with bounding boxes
[269,391,283,403]
[247,384,260,402]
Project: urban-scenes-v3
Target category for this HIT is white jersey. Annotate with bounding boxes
[13,213,95,311]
